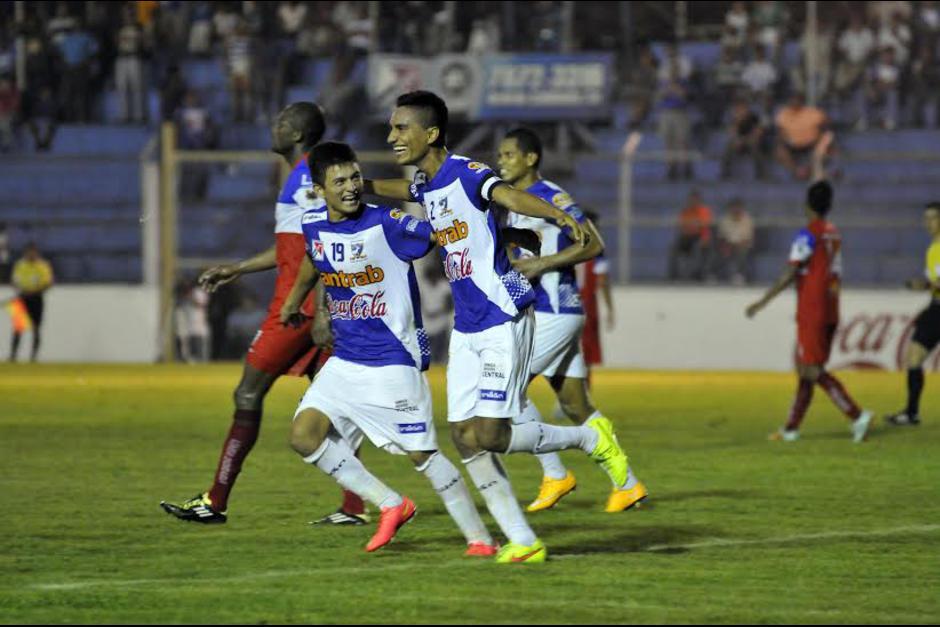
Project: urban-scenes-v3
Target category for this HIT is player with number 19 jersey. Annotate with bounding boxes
[409,154,536,423]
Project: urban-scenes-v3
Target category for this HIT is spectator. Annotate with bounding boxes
[24,86,59,152]
[187,1,214,56]
[721,98,767,180]
[741,45,778,112]
[716,198,755,285]
[835,13,875,128]
[159,64,187,122]
[624,45,659,129]
[277,1,308,38]
[333,1,376,55]
[467,17,500,55]
[867,47,901,130]
[775,92,829,180]
[752,0,789,60]
[47,2,77,46]
[213,3,241,43]
[909,42,940,128]
[175,279,210,363]
[225,19,255,122]
[115,7,148,124]
[711,44,743,125]
[914,1,940,48]
[657,42,692,83]
[657,53,693,181]
[0,222,10,283]
[53,20,100,123]
[794,17,835,103]
[176,91,215,200]
[878,11,912,65]
[0,76,19,152]
[668,190,714,282]
[724,1,750,53]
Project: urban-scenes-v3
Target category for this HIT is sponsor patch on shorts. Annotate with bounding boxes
[397,422,427,434]
[479,389,507,401]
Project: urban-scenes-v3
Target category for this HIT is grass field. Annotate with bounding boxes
[1,364,938,624]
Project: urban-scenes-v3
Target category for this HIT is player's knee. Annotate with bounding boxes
[450,423,478,458]
[907,342,928,368]
[289,411,329,457]
[474,419,511,453]
[233,382,263,411]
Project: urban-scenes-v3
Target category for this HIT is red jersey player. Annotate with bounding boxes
[160,102,366,524]
[746,181,873,442]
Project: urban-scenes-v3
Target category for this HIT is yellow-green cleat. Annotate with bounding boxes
[586,416,628,487]
[495,538,547,564]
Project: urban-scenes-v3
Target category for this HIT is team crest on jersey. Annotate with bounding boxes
[467,162,487,173]
[551,192,575,210]
[311,240,326,261]
[350,241,366,261]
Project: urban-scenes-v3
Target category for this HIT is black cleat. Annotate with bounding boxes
[161,492,228,524]
[310,508,370,526]
[886,412,921,426]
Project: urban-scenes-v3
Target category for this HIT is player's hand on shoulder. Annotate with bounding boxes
[279,302,308,329]
[558,213,586,247]
[198,265,239,293]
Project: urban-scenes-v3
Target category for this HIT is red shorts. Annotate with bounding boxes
[796,322,837,366]
[581,315,602,366]
[246,312,330,377]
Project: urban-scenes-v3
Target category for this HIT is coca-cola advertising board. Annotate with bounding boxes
[599,287,939,372]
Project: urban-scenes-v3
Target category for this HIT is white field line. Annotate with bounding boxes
[21,524,940,592]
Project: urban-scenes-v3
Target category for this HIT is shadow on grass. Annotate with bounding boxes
[549,524,720,556]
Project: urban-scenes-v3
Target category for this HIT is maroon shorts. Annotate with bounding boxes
[796,322,837,366]
[245,312,330,377]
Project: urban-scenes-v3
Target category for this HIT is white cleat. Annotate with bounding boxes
[852,410,873,443]
[768,428,799,442]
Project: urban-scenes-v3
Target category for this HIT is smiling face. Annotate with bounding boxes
[497,137,536,185]
[314,162,364,218]
[387,106,437,166]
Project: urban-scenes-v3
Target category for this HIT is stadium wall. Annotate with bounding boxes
[600,287,938,372]
[0,286,160,363]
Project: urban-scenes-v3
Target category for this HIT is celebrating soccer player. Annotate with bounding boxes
[886,202,940,426]
[280,142,497,556]
[496,127,648,514]
[365,90,631,563]
[161,103,366,525]
[746,181,873,442]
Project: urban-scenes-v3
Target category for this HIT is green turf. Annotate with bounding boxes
[0,364,938,624]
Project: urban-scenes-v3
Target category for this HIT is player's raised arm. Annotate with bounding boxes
[746,264,798,318]
[492,184,587,247]
[512,219,604,281]
[280,254,320,327]
[364,178,415,202]
[199,245,277,293]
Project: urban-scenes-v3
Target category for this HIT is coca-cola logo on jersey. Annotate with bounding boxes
[327,291,388,321]
[444,248,473,282]
[830,311,940,371]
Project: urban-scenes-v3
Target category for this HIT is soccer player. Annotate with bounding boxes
[886,202,940,426]
[496,128,648,514]
[746,181,873,442]
[9,242,53,362]
[161,102,366,525]
[279,142,498,555]
[366,90,630,564]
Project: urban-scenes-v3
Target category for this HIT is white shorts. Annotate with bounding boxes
[530,312,587,379]
[294,357,438,455]
[447,309,535,422]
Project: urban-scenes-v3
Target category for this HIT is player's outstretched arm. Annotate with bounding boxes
[746,265,798,318]
[280,254,319,328]
[199,245,277,293]
[492,185,586,247]
[512,219,604,280]
[364,178,415,201]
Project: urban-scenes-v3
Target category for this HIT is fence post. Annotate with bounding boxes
[159,122,178,363]
[617,132,641,284]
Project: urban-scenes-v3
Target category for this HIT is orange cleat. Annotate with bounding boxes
[365,497,416,553]
[464,541,499,557]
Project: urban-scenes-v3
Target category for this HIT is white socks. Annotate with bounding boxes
[464,452,537,547]
[514,399,569,480]
[417,453,493,546]
[506,421,596,455]
[304,433,402,510]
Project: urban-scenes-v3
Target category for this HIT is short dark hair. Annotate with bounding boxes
[308,142,358,186]
[505,127,543,169]
[396,90,448,147]
[926,201,940,213]
[284,102,326,150]
[806,180,833,215]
